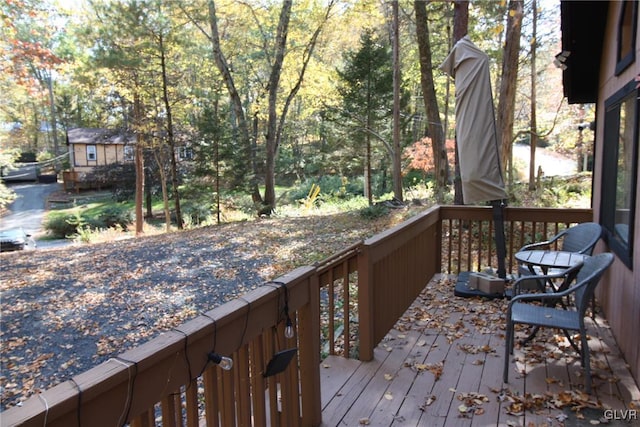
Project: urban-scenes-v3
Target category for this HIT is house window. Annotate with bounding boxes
[86,145,97,162]
[178,146,194,160]
[600,79,639,269]
[124,145,134,162]
[615,1,637,75]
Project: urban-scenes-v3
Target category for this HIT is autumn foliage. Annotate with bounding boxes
[1,0,64,95]
[403,137,456,176]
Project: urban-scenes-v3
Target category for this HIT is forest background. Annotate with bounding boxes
[0,0,594,236]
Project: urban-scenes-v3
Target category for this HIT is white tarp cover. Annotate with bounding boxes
[440,36,508,204]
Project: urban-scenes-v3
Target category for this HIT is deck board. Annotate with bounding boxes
[343,330,422,426]
[320,274,640,426]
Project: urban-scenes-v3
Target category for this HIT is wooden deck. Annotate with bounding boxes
[320,275,640,426]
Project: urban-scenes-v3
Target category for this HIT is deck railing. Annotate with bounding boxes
[2,205,593,426]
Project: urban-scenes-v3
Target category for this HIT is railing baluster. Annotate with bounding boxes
[185,379,198,427]
[328,270,335,356]
[465,220,472,271]
[236,344,251,427]
[544,222,549,246]
[203,367,219,427]
[249,338,267,426]
[508,220,516,274]
[265,327,279,426]
[478,220,484,271]
[456,219,462,273]
[487,221,497,272]
[342,262,350,358]
[161,393,180,427]
[518,219,525,250]
[281,325,300,426]
[131,409,154,427]
[446,218,453,274]
[220,364,235,426]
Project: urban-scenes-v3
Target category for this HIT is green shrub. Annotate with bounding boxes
[45,210,108,238]
[358,204,389,220]
[45,212,82,238]
[98,205,133,229]
[403,169,429,188]
[182,201,214,226]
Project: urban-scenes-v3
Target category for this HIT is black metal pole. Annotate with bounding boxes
[491,199,507,279]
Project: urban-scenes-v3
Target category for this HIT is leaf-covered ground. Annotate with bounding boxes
[0,207,420,410]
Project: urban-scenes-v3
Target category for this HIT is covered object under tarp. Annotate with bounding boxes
[440,36,507,205]
[440,36,509,295]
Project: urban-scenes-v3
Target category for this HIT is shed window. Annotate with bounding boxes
[615,2,637,75]
[178,146,194,160]
[86,145,97,161]
[124,145,134,162]
[600,80,639,269]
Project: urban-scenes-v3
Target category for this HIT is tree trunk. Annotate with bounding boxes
[145,166,153,218]
[158,33,183,228]
[251,112,262,204]
[528,0,538,191]
[415,1,448,203]
[207,0,260,203]
[453,0,469,205]
[365,130,372,205]
[263,0,292,212]
[153,150,172,231]
[365,74,373,206]
[46,72,60,155]
[391,0,403,202]
[497,0,523,189]
[134,93,144,236]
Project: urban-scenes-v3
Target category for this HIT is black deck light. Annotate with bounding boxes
[263,348,298,378]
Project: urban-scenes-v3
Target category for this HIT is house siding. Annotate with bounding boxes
[72,143,127,174]
[67,128,134,176]
[592,1,640,385]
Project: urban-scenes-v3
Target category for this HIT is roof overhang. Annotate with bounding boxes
[560,1,609,104]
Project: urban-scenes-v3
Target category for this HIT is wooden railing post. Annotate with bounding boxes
[357,245,375,361]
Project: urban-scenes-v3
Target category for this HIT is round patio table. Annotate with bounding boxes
[515,249,589,277]
[515,249,589,293]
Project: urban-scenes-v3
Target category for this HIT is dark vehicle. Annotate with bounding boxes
[0,228,36,252]
[0,164,38,182]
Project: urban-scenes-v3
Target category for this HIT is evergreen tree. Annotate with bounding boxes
[337,30,394,205]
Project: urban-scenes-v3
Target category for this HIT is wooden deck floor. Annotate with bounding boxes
[320,275,640,426]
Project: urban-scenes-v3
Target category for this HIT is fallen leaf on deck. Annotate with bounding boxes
[419,395,436,410]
